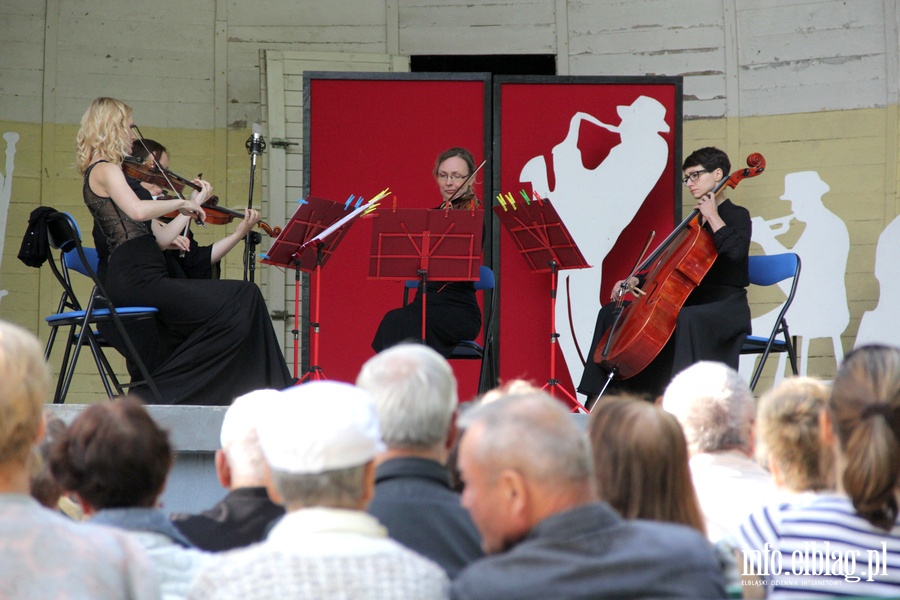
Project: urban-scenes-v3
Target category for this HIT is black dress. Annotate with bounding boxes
[84,161,293,405]
[578,200,752,399]
[372,279,482,358]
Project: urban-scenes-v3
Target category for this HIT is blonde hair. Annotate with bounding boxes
[0,320,50,465]
[75,97,133,174]
[757,377,833,493]
[830,345,900,530]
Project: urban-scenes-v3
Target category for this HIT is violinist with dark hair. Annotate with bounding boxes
[78,97,292,405]
[92,138,261,281]
[371,147,484,358]
[578,146,753,403]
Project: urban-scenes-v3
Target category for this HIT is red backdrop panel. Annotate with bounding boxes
[496,79,681,405]
[306,76,488,400]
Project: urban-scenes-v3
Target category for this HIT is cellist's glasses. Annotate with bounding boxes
[682,169,708,185]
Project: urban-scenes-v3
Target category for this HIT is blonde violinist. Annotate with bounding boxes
[77,97,292,405]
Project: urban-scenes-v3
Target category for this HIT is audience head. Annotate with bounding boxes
[479,378,542,405]
[756,376,833,493]
[216,389,281,489]
[457,391,595,554]
[259,381,384,511]
[662,361,755,455]
[589,395,705,535]
[828,345,900,530]
[50,397,172,512]
[356,344,457,454]
[0,320,50,473]
[29,410,68,508]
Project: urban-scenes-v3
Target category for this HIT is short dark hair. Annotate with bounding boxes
[682,146,730,176]
[50,397,172,509]
[130,138,167,164]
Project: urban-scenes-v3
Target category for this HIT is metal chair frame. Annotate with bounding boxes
[43,211,162,403]
[741,252,801,391]
[404,265,498,395]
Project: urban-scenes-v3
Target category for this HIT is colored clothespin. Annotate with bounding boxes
[496,193,507,211]
[369,188,391,204]
[344,195,355,210]
[506,192,517,210]
[297,198,308,205]
[519,190,531,205]
[354,196,365,209]
[532,190,544,205]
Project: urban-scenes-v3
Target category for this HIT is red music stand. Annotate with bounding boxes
[494,194,591,410]
[262,196,368,382]
[369,207,483,345]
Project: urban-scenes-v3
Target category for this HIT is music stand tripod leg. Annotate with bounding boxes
[540,260,587,411]
[299,243,327,383]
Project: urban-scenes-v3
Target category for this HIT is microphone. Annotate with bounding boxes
[246,123,266,156]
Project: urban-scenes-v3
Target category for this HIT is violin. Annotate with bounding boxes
[122,157,282,238]
[593,152,766,380]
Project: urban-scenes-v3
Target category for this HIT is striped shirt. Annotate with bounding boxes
[736,492,900,597]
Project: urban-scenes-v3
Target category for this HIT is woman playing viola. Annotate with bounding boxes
[371,147,483,357]
[77,97,292,405]
[578,146,752,402]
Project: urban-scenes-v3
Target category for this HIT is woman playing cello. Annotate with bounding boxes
[578,147,752,402]
[77,97,292,405]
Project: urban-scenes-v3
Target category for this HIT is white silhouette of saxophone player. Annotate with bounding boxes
[519,97,670,392]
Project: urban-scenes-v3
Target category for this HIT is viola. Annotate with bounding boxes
[157,196,281,238]
[593,153,766,380]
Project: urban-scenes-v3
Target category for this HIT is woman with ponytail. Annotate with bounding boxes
[737,345,900,597]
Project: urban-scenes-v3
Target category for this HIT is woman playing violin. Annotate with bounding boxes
[120,138,261,280]
[371,147,483,357]
[78,97,292,405]
[578,147,752,402]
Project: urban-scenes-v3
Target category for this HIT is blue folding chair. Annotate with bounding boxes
[404,265,498,394]
[740,252,801,391]
[43,211,162,403]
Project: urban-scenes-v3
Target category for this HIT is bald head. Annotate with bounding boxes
[462,392,594,490]
[457,392,596,553]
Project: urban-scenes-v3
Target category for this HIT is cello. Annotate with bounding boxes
[593,152,766,382]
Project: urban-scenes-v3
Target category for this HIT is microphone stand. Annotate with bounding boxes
[243,126,266,282]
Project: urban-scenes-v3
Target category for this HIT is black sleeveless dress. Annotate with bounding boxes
[85,161,293,405]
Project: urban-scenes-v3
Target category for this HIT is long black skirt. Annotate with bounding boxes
[578,286,750,400]
[101,236,292,405]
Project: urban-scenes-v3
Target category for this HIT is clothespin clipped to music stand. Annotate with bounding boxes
[496,193,507,211]
[506,192,517,210]
[520,190,532,205]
